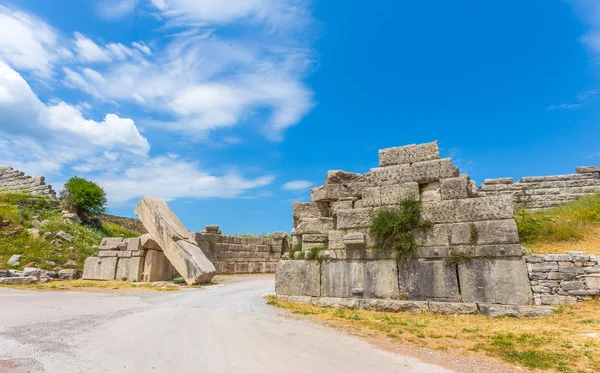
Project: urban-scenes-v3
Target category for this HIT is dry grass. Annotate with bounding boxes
[0,280,181,292]
[267,297,600,373]
[530,226,600,255]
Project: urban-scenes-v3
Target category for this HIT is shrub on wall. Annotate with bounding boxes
[60,177,107,218]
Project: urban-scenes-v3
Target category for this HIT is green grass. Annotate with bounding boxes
[516,192,600,246]
[101,221,142,238]
[231,233,272,238]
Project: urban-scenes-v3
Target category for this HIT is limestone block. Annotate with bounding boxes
[331,200,354,214]
[448,220,519,245]
[303,234,328,243]
[83,257,118,280]
[275,260,321,296]
[311,185,342,202]
[294,217,334,235]
[116,256,144,282]
[143,250,173,282]
[540,295,577,305]
[135,196,216,285]
[440,176,469,200]
[419,181,441,202]
[292,202,329,220]
[359,299,428,313]
[100,237,124,250]
[325,170,363,184]
[458,258,533,305]
[584,275,600,290]
[398,259,460,302]
[320,260,399,299]
[343,232,365,249]
[311,297,360,309]
[428,302,478,315]
[361,187,381,207]
[478,304,555,318]
[412,225,449,247]
[336,208,373,229]
[455,196,514,222]
[366,164,410,186]
[482,178,514,185]
[140,233,161,250]
[98,250,120,257]
[328,230,345,250]
[124,237,141,251]
[420,200,458,223]
[381,182,420,205]
[467,180,480,197]
[0,277,37,285]
[378,141,440,167]
[408,159,459,184]
[576,166,600,174]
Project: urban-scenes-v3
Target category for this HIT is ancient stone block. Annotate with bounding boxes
[292,202,329,220]
[100,237,124,250]
[398,259,459,302]
[336,208,373,229]
[366,164,410,186]
[325,170,364,184]
[343,232,365,249]
[584,275,600,290]
[540,295,577,305]
[321,260,399,299]
[482,178,514,185]
[412,225,449,247]
[378,141,440,167]
[576,166,600,174]
[419,181,441,202]
[98,250,120,257]
[140,233,161,250]
[420,200,458,223]
[116,256,144,282]
[448,220,519,245]
[143,250,173,282]
[311,297,360,309]
[310,185,342,202]
[560,281,585,291]
[455,196,514,222]
[359,299,428,313]
[303,234,328,243]
[294,217,335,235]
[440,176,469,200]
[331,200,354,214]
[275,260,321,296]
[428,302,478,315]
[458,258,533,305]
[381,183,420,205]
[478,304,555,318]
[328,230,345,250]
[83,257,118,280]
[361,187,381,207]
[409,159,459,183]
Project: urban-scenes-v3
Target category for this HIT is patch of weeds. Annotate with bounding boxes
[484,333,570,371]
[462,328,480,334]
[371,199,431,263]
[446,250,472,266]
[469,223,479,244]
[304,246,326,261]
[577,319,598,325]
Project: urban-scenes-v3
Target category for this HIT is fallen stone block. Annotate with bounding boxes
[140,233,161,250]
[478,304,555,317]
[135,196,216,285]
[0,277,37,285]
[58,269,82,280]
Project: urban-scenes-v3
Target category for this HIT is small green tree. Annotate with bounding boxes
[61,177,107,217]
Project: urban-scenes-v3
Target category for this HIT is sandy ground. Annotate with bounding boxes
[0,275,453,373]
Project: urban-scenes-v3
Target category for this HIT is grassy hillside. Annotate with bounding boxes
[0,193,141,271]
[516,192,600,254]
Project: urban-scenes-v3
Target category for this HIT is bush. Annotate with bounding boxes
[61,177,107,218]
[371,199,431,262]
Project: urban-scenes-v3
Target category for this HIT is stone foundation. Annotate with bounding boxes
[0,166,56,198]
[479,166,600,210]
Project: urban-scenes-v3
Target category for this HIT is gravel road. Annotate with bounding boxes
[0,275,454,373]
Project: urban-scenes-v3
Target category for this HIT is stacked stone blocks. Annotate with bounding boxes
[282,141,534,309]
[0,166,56,198]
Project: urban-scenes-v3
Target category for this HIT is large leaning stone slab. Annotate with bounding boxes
[458,258,533,305]
[135,196,216,285]
[275,260,320,296]
[398,259,460,302]
[320,260,399,299]
[83,257,118,280]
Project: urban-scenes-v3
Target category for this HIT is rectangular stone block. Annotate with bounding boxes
[135,196,216,285]
[408,159,459,183]
[331,200,354,214]
[83,257,118,281]
[366,164,410,186]
[448,220,519,245]
[310,185,342,202]
[98,250,120,257]
[143,250,173,282]
[99,237,124,250]
[458,258,533,305]
[482,178,514,185]
[420,200,458,223]
[398,259,459,302]
[235,262,249,273]
[303,234,328,243]
[440,176,469,200]
[328,230,345,250]
[585,275,600,290]
[336,208,373,229]
[455,196,514,222]
[412,225,449,247]
[115,256,144,282]
[292,202,329,220]
[275,260,321,296]
[378,141,440,167]
[381,182,420,205]
[360,187,381,207]
[293,217,334,235]
[576,166,600,174]
[320,260,399,299]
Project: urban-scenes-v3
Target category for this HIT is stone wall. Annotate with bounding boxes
[0,166,56,198]
[278,141,538,314]
[526,252,600,305]
[192,225,288,274]
[479,166,600,210]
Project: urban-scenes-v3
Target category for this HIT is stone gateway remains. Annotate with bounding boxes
[275,141,552,317]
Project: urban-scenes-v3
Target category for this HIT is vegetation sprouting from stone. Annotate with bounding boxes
[304,246,326,261]
[371,199,431,262]
[469,224,479,244]
[445,251,473,266]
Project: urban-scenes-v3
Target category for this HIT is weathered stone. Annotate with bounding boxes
[272,232,288,240]
[98,250,120,257]
[275,260,320,296]
[325,170,363,184]
[328,230,345,250]
[584,275,600,290]
[544,254,572,262]
[331,200,354,214]
[409,159,459,184]
[294,217,335,235]
[576,166,600,174]
[287,296,313,303]
[303,234,328,243]
[560,281,585,291]
[531,286,551,293]
[292,202,329,220]
[115,257,144,282]
[440,176,469,200]
[336,208,373,229]
[568,289,599,296]
[458,258,533,305]
[100,237,124,250]
[540,295,577,305]
[398,259,460,301]
[482,178,514,185]
[311,185,343,202]
[525,254,545,263]
[381,183,420,205]
[448,220,519,245]
[478,304,555,317]
[82,257,118,280]
[343,232,366,249]
[419,181,441,202]
[359,299,428,313]
[455,196,514,222]
[55,230,73,242]
[139,233,161,250]
[428,302,478,315]
[546,272,576,280]
[530,262,559,272]
[321,260,399,299]
[23,268,41,279]
[412,225,449,247]
[57,269,82,280]
[311,297,360,309]
[0,277,37,285]
[378,141,440,167]
[143,250,173,282]
[135,196,216,285]
[7,254,22,266]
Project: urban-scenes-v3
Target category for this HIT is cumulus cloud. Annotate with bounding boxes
[96,157,275,203]
[282,180,313,191]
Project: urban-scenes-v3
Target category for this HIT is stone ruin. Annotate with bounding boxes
[276,141,554,317]
[83,196,288,284]
[479,166,600,210]
[0,166,56,198]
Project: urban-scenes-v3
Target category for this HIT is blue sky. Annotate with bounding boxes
[0,0,599,234]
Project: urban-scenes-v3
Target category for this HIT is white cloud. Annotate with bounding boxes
[570,1,600,58]
[96,157,274,203]
[132,42,151,55]
[0,5,65,77]
[282,180,313,191]
[99,0,139,19]
[73,32,112,63]
[548,90,597,110]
